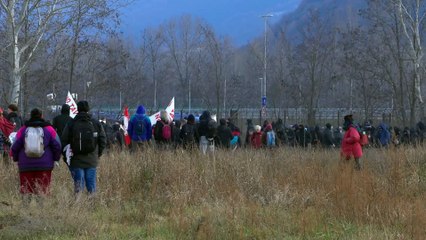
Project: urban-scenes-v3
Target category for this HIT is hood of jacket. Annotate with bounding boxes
[136,105,146,115]
[25,118,51,128]
[200,111,211,121]
[74,112,92,122]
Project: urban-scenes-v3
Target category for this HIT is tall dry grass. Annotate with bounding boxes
[0,146,425,239]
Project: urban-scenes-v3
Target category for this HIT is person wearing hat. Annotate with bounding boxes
[61,101,106,194]
[180,114,197,150]
[341,114,363,170]
[6,103,23,132]
[127,105,152,152]
[11,108,62,196]
[250,125,263,149]
[52,104,73,138]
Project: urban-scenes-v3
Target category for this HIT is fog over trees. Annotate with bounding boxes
[1,0,426,126]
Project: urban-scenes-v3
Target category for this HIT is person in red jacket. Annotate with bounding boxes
[251,125,263,149]
[341,114,363,170]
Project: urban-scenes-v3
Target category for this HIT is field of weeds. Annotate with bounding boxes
[1,146,426,239]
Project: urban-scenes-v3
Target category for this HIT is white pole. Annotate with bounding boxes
[119,91,122,110]
[224,76,227,118]
[261,14,273,118]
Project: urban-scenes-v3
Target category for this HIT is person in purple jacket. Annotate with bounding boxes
[12,108,61,195]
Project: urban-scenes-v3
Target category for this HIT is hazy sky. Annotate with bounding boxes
[120,0,302,45]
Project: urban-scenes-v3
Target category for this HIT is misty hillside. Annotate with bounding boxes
[275,0,367,40]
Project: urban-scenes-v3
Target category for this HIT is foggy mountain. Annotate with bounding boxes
[274,0,367,41]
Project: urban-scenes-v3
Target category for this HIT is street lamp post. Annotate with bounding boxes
[261,14,273,120]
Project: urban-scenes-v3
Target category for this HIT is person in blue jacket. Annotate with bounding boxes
[127,105,152,152]
[376,122,391,147]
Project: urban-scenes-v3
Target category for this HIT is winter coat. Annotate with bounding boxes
[197,111,216,139]
[180,123,197,149]
[322,128,334,147]
[61,112,106,168]
[251,131,263,149]
[341,126,363,159]
[11,118,62,172]
[154,120,173,144]
[216,125,233,148]
[127,105,152,142]
[6,112,23,132]
[376,123,391,147]
[52,113,72,138]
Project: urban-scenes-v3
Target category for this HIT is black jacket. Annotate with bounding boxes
[52,113,73,138]
[216,125,233,148]
[61,112,106,168]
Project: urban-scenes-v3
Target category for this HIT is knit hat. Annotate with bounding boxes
[344,114,353,123]
[187,114,195,124]
[30,108,42,119]
[61,104,70,115]
[77,101,90,112]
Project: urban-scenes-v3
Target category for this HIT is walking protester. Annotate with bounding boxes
[322,123,335,148]
[61,101,106,194]
[295,124,310,148]
[228,119,242,149]
[341,114,363,170]
[153,110,173,148]
[52,104,72,139]
[0,108,15,166]
[245,119,255,147]
[197,111,217,155]
[416,121,426,144]
[110,121,125,151]
[99,117,113,150]
[11,108,61,196]
[172,120,182,149]
[375,122,391,148]
[274,118,287,146]
[262,123,276,148]
[180,114,197,150]
[250,125,263,149]
[311,126,322,148]
[216,118,233,149]
[333,126,343,148]
[127,105,152,152]
[6,103,23,132]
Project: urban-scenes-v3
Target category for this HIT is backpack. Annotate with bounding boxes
[161,121,172,141]
[24,127,45,158]
[71,119,97,154]
[267,131,276,147]
[182,124,195,142]
[359,131,369,146]
[134,117,146,136]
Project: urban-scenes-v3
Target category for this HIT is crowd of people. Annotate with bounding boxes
[1,101,422,198]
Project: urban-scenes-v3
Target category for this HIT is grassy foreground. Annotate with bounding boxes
[1,146,426,239]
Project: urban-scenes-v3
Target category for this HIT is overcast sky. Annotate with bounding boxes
[120,0,302,45]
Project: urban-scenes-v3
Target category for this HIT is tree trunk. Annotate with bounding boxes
[10,41,21,104]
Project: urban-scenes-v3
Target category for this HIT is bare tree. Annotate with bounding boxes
[0,0,74,104]
[163,15,203,113]
[293,10,336,126]
[142,27,165,110]
[393,0,426,124]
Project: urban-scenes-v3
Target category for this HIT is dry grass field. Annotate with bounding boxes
[1,146,426,239]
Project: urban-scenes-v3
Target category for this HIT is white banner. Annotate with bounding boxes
[65,91,78,118]
[149,97,175,125]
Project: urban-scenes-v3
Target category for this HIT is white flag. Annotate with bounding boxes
[65,91,78,118]
[149,97,175,125]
